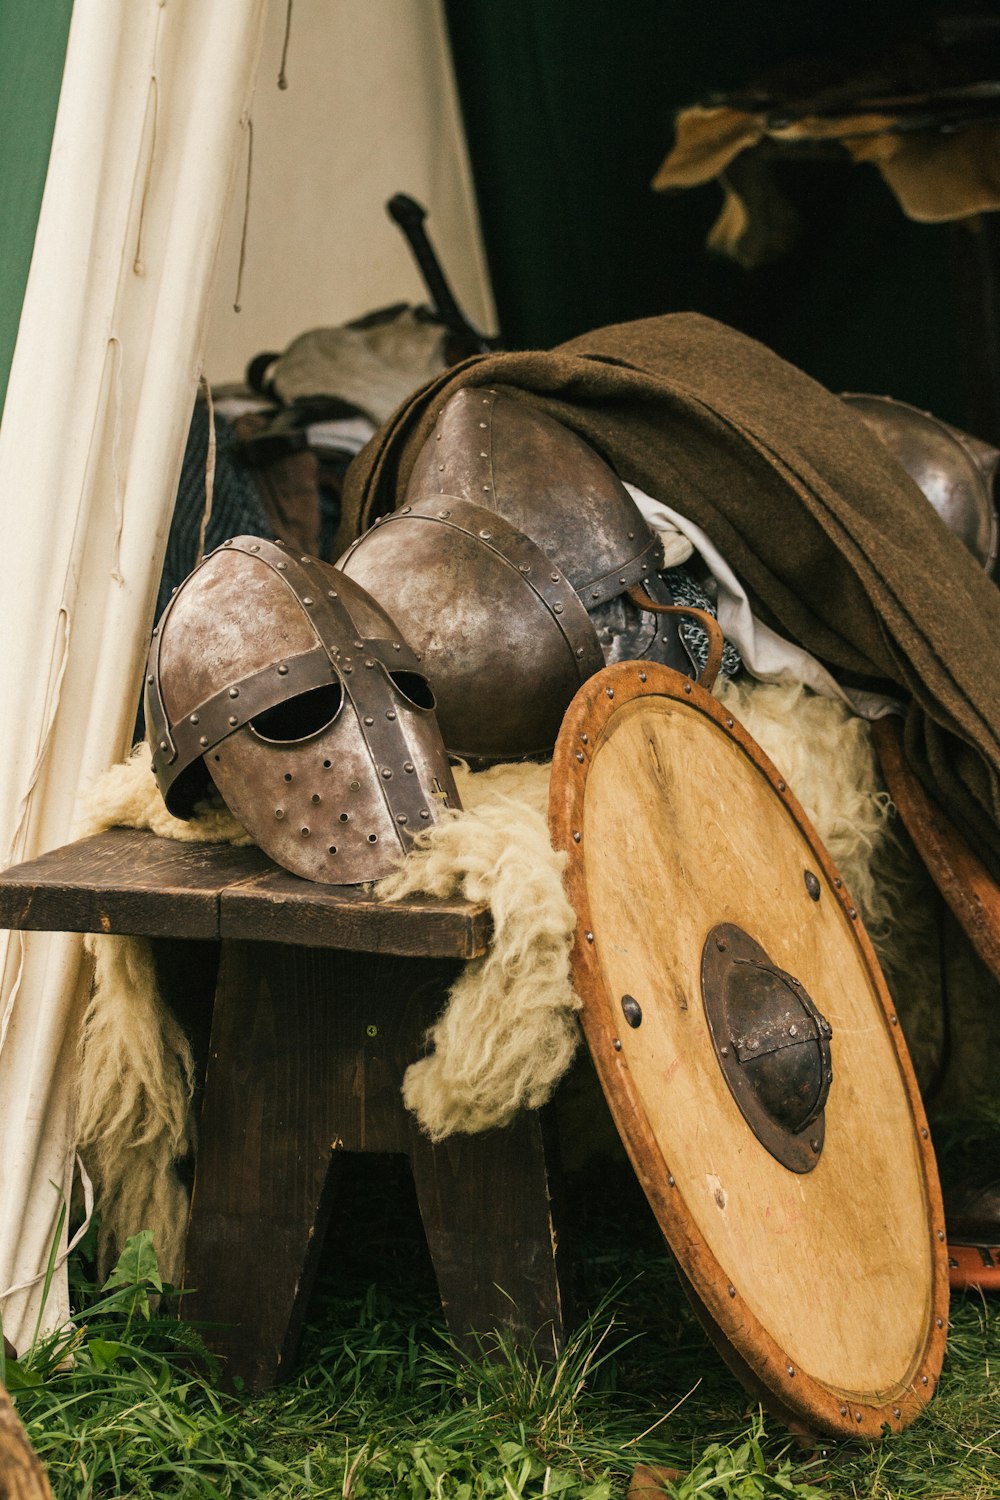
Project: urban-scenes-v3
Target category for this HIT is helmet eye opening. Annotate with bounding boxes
[389,670,436,711]
[249,681,344,743]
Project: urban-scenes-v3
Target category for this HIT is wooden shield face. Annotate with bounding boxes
[550,663,948,1440]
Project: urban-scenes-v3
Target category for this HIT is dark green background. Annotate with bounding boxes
[444,0,993,433]
[0,0,74,417]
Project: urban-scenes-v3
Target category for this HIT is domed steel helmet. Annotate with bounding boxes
[842,392,999,574]
[338,390,665,762]
[405,389,663,606]
[145,536,460,884]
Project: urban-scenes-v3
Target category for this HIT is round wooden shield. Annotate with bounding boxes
[549,662,948,1440]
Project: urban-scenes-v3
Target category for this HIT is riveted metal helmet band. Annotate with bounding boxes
[147,537,450,848]
[346,495,607,684]
[406,388,665,603]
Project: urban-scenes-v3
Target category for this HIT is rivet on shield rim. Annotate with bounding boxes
[189,714,200,725]
[855,1412,863,1423]
[667,1174,675,1187]
[922,1376,929,1386]
[612,1038,622,1051]
[581,733,588,743]
[639,670,647,682]
[726,717,734,727]
[199,735,209,747]
[778,779,786,792]
[576,751,585,763]
[573,831,581,842]
[683,682,692,694]
[891,1014,898,1025]
[277,663,289,675]
[804,870,821,901]
[893,1406,901,1419]
[840,1406,847,1417]
[606,688,614,699]
[921,1127,929,1138]
[937,1230,945,1241]
[787,1365,795,1377]
[585,931,594,943]
[848,907,858,920]
[727,1284,736,1297]
[936,1317,944,1328]
[834,877,843,888]
[228,715,238,726]
[715,934,728,952]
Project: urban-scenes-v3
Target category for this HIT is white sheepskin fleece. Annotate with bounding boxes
[376,760,580,1140]
[714,678,895,933]
[77,935,195,1282]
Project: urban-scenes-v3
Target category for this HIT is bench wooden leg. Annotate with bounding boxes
[409,1110,569,1359]
[182,939,569,1391]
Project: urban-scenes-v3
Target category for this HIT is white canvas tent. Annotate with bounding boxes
[0,0,494,1349]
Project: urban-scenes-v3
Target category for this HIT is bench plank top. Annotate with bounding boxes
[0,828,491,958]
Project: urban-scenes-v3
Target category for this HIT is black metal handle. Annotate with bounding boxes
[386,193,496,354]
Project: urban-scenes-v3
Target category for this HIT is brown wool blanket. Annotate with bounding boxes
[337,313,1000,878]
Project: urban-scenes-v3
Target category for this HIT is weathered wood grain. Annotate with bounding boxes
[220,867,492,958]
[0,829,491,958]
[0,830,269,940]
[183,941,567,1392]
[549,661,948,1442]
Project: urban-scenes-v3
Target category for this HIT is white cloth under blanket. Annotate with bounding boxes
[625,482,903,720]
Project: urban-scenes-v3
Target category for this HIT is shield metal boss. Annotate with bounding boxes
[549,662,948,1440]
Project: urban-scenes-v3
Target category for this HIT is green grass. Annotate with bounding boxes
[6,1154,1000,1498]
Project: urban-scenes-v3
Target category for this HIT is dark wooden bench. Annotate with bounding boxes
[0,829,569,1391]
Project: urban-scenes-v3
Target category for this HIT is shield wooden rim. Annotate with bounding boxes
[549,661,949,1441]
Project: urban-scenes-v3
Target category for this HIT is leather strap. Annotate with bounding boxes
[627,584,725,692]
